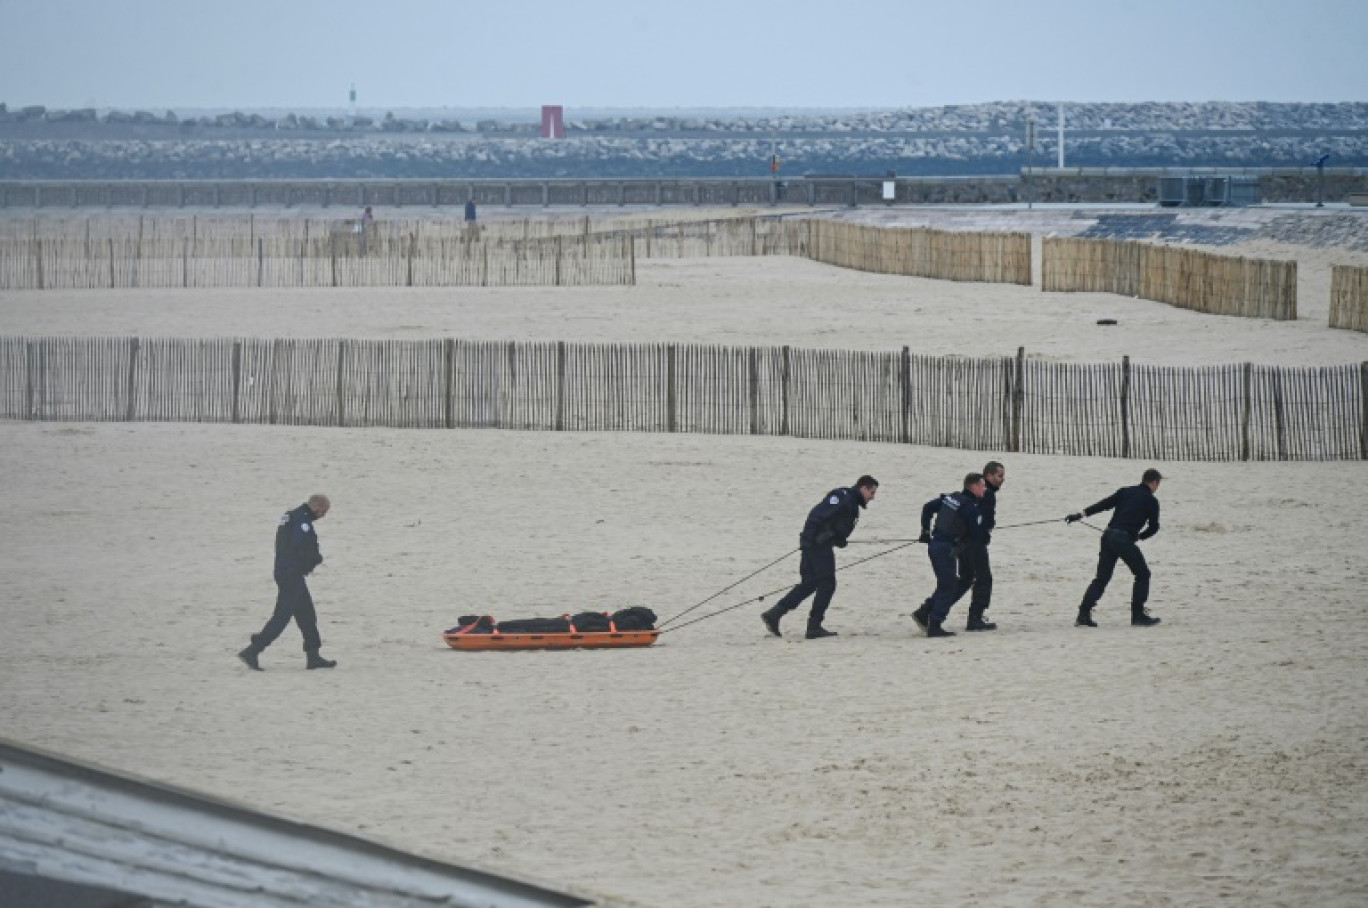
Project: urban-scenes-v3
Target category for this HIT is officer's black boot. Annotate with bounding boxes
[305,648,337,669]
[1131,608,1161,627]
[966,607,997,632]
[760,608,783,638]
[926,619,956,638]
[1075,607,1097,628]
[805,610,837,639]
[911,602,931,632]
[237,636,264,671]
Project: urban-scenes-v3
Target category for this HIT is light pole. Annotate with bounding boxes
[1025,118,1036,209]
[1315,153,1329,207]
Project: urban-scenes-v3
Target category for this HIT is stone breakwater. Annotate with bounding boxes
[2,135,1367,181]
[2,101,1366,180]
[5,99,1367,134]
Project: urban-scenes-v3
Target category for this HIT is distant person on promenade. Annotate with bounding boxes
[358,206,374,253]
[761,476,879,640]
[1066,469,1163,628]
[238,494,338,671]
[464,198,477,223]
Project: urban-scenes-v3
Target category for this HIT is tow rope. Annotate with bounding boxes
[661,542,917,634]
[662,516,1095,635]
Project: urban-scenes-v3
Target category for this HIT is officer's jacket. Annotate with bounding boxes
[799,487,863,549]
[980,482,999,544]
[921,491,984,546]
[275,503,325,575]
[1084,484,1161,540]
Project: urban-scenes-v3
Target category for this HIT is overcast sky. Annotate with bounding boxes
[2,0,1365,111]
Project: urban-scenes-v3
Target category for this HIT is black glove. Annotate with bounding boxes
[917,531,931,544]
[1065,513,1083,524]
[834,537,848,548]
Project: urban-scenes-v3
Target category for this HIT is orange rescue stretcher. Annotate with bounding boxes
[442,613,660,651]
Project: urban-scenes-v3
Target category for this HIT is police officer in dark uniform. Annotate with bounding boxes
[761,475,879,640]
[913,473,987,638]
[964,461,1005,631]
[1067,469,1163,628]
[238,493,338,670]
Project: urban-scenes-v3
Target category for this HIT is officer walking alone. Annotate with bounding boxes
[238,493,338,670]
[1067,469,1164,628]
[761,476,879,640]
[913,473,987,638]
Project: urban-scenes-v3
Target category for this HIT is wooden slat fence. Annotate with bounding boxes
[1,215,1041,284]
[1041,237,1298,319]
[1329,265,1368,332]
[4,336,1364,461]
[0,233,635,289]
[805,220,1032,285]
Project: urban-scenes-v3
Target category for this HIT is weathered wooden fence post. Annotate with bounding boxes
[267,339,282,425]
[900,345,912,445]
[335,340,347,427]
[443,338,455,430]
[1360,362,1368,461]
[1120,355,1132,459]
[1241,362,1253,461]
[780,345,791,437]
[667,344,678,433]
[231,340,242,424]
[554,340,567,432]
[124,337,139,421]
[1011,347,1025,453]
[1272,368,1287,460]
[505,341,517,429]
[748,347,760,435]
[24,340,36,419]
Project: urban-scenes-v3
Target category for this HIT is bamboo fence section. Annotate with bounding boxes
[0,232,635,289]
[0,215,1040,284]
[804,220,1032,284]
[0,212,792,246]
[1040,236,1298,319]
[4,337,1363,462]
[1329,265,1368,332]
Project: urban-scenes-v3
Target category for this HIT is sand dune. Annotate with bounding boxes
[2,208,1367,906]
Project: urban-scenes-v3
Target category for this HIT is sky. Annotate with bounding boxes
[1,0,1365,112]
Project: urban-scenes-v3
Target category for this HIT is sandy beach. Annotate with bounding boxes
[2,207,1367,906]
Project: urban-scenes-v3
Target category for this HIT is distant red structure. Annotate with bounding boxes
[540,105,564,139]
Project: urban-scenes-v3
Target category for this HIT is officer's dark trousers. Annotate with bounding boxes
[941,543,991,615]
[926,539,967,624]
[1080,529,1151,613]
[254,570,322,652]
[966,544,992,614]
[771,545,837,630]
